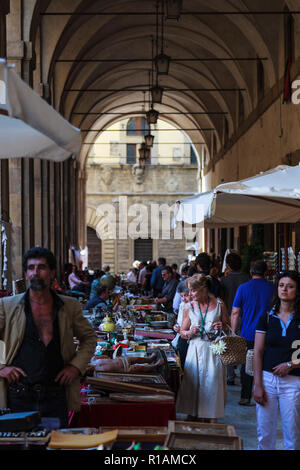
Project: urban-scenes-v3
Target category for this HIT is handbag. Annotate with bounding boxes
[212,327,247,366]
[244,312,270,376]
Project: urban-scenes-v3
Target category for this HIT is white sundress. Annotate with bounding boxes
[176,299,226,419]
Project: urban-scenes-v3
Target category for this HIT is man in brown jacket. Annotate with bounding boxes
[0,247,97,428]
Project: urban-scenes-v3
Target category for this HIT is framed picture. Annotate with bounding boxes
[109,393,174,403]
[167,420,237,436]
[87,376,174,396]
[94,372,168,388]
[99,426,168,442]
[164,432,243,450]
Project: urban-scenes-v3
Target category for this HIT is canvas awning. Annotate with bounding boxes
[0,59,81,161]
[175,165,300,227]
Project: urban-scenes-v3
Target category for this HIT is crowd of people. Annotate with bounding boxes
[1,245,300,450]
[121,251,300,450]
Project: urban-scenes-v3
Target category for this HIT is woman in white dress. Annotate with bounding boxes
[176,274,229,422]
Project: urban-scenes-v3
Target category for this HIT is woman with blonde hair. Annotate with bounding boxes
[176,274,229,422]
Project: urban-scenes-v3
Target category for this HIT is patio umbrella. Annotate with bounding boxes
[0,59,81,161]
[175,165,300,227]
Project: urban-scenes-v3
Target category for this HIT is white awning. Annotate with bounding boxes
[176,165,300,227]
[0,59,81,161]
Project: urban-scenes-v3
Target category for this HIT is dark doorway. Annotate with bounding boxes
[134,238,153,262]
[87,227,102,271]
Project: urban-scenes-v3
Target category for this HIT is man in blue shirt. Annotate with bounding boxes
[150,257,166,296]
[85,285,110,311]
[231,259,275,406]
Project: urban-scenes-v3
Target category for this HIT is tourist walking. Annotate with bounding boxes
[254,271,300,450]
[176,274,229,422]
[231,260,275,405]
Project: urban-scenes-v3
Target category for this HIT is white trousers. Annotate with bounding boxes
[256,370,300,450]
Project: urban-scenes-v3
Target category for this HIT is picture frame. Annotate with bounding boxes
[167,420,237,436]
[164,432,243,450]
[94,372,168,388]
[109,393,174,402]
[87,376,174,396]
[99,426,168,443]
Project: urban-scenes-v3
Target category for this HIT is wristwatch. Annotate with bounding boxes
[287,361,292,369]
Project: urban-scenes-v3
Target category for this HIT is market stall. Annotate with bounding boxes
[72,287,180,429]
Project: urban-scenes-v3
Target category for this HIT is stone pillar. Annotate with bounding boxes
[22,159,35,252]
[234,226,239,251]
[0,1,10,226]
[41,160,50,248]
[62,159,71,269]
[54,162,62,270]
[21,33,35,253]
[49,161,55,253]
[0,2,12,289]
[0,0,9,57]
[9,158,22,280]
[33,160,42,247]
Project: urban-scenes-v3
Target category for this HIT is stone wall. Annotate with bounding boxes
[86,163,199,273]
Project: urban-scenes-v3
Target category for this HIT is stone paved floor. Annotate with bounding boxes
[177,371,284,450]
[219,382,284,450]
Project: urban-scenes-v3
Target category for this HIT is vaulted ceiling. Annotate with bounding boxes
[23,0,297,167]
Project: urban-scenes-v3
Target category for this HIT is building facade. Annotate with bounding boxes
[0,1,300,284]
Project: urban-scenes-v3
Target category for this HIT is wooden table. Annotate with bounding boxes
[77,399,176,428]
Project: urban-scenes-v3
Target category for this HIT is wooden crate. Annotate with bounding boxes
[164,432,243,450]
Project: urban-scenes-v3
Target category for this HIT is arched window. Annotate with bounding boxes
[126,117,149,136]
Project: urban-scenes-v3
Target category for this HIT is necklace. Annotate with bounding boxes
[197,301,210,337]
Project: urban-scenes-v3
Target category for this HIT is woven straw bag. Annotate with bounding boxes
[213,328,247,366]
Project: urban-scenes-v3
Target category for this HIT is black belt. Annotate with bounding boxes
[9,382,64,393]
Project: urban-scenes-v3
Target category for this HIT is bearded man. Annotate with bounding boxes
[0,247,97,428]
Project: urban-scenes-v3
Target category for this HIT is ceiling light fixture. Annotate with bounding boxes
[146,55,160,124]
[145,132,154,147]
[146,107,159,124]
[151,85,164,103]
[154,1,171,75]
[138,142,151,168]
